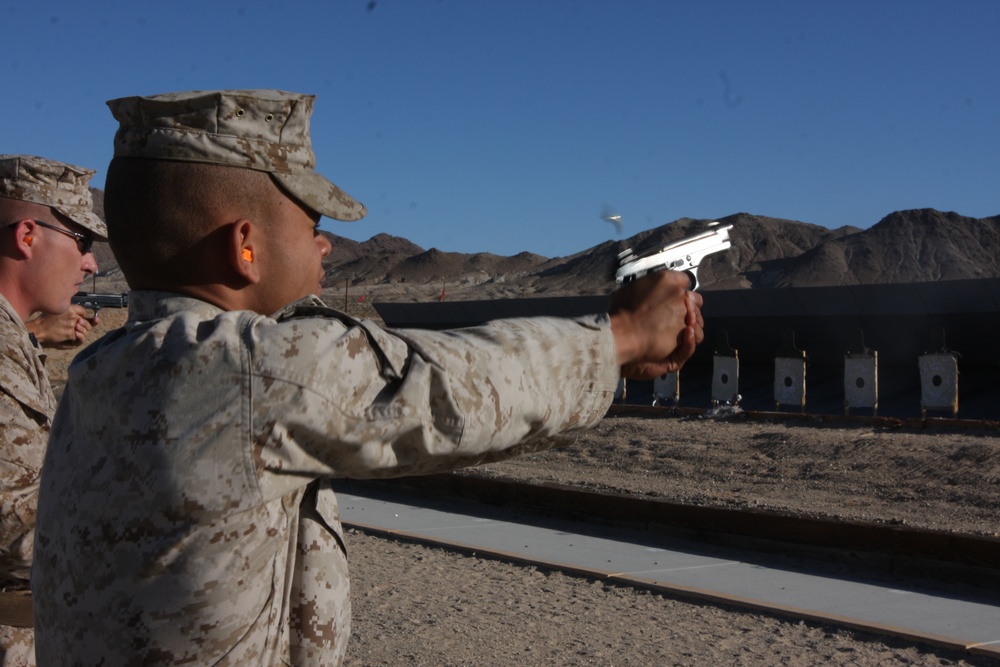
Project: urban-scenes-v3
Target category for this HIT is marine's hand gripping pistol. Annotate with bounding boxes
[615,222,733,290]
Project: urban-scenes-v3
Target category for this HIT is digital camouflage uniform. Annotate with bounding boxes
[34,292,618,665]
[0,295,53,667]
[0,155,106,666]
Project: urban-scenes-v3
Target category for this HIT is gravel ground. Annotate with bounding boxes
[344,528,999,667]
[460,412,1000,538]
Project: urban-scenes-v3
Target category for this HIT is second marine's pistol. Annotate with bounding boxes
[71,291,129,317]
[615,222,733,290]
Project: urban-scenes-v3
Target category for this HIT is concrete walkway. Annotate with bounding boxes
[339,486,1000,661]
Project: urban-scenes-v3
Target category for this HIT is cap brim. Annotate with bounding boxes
[54,206,108,240]
[272,171,366,222]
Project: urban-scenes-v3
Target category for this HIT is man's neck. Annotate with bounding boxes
[0,274,31,322]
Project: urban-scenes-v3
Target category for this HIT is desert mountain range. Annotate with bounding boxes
[86,190,998,312]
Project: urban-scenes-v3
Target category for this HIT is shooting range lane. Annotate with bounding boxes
[338,486,1000,660]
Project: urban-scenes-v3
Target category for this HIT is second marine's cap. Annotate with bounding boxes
[106,89,366,222]
[0,154,108,238]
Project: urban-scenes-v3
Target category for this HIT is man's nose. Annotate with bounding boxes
[317,233,332,257]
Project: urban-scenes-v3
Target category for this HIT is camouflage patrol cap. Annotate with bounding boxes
[106,89,366,222]
[0,154,108,239]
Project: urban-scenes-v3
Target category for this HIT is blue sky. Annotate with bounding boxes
[4,0,998,257]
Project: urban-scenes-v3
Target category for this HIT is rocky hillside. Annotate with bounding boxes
[767,209,1000,287]
[83,189,998,308]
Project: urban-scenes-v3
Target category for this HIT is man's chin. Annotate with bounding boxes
[42,303,73,316]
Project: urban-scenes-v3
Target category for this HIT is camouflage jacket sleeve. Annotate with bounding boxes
[250,297,620,489]
[0,295,55,585]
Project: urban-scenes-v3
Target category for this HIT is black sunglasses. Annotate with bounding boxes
[7,220,95,255]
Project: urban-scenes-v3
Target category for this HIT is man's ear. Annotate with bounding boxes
[10,220,35,258]
[228,219,260,285]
